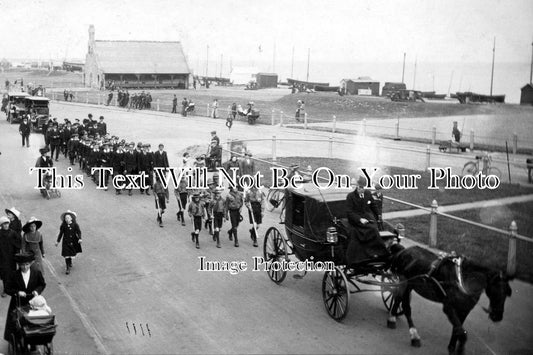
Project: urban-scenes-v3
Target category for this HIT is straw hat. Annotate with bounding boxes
[0,216,10,226]
[5,207,21,219]
[60,210,77,222]
[22,217,43,233]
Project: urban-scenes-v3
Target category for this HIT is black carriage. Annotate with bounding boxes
[263,183,405,321]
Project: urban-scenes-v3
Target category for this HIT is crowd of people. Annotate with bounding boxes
[105,89,153,110]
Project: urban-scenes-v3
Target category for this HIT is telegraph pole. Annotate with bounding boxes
[273,41,276,72]
[291,46,295,78]
[306,48,310,82]
[490,37,496,96]
[220,54,223,78]
[401,52,406,83]
[412,56,417,90]
[205,45,209,77]
[530,39,533,84]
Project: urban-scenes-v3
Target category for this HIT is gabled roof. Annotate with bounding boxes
[521,83,533,90]
[94,40,190,74]
[341,76,379,83]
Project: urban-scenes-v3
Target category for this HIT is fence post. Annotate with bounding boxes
[395,120,400,140]
[304,113,308,130]
[86,92,89,104]
[332,115,336,133]
[328,136,333,158]
[207,103,210,117]
[470,129,474,151]
[156,99,160,111]
[271,109,275,126]
[513,133,518,154]
[507,221,517,276]
[362,119,367,136]
[272,135,277,162]
[280,111,284,127]
[429,199,438,248]
[425,145,431,169]
[432,126,436,145]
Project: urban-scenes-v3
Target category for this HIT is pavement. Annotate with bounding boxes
[0,101,532,354]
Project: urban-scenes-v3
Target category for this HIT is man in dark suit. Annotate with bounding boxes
[345,176,387,265]
[97,116,107,136]
[4,253,46,342]
[123,143,138,196]
[153,143,169,170]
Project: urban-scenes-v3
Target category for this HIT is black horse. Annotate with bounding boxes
[387,246,512,355]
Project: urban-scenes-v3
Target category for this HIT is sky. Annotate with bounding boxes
[0,0,532,101]
[1,0,531,64]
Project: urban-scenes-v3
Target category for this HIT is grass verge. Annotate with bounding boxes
[389,201,533,283]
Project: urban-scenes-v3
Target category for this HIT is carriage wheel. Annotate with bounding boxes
[380,274,404,316]
[322,266,350,321]
[263,227,288,284]
[266,189,284,212]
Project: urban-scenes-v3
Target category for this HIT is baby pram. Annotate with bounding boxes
[8,298,56,354]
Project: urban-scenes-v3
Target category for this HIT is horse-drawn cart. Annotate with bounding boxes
[263,183,405,321]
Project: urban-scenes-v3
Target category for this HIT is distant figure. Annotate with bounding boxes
[452,121,461,143]
[172,95,177,113]
[212,99,218,118]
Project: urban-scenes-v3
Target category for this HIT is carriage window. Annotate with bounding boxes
[292,195,305,228]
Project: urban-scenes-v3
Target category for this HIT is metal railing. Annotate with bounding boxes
[385,196,531,276]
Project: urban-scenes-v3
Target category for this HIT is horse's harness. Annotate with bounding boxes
[393,250,468,298]
[423,252,468,298]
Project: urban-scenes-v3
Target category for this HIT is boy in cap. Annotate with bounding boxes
[224,186,243,247]
[244,186,265,247]
[188,193,205,249]
[208,188,225,248]
[153,175,169,227]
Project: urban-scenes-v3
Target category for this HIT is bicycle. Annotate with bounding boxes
[462,153,501,179]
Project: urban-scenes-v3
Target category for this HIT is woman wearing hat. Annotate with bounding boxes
[55,211,82,275]
[22,217,45,275]
[3,252,46,342]
[0,216,20,297]
[5,207,22,237]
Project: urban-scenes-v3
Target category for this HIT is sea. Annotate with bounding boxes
[208,60,532,104]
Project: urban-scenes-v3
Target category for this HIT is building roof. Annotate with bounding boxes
[341,77,379,83]
[94,40,190,74]
[521,83,533,91]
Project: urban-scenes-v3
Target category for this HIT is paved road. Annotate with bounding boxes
[0,103,531,354]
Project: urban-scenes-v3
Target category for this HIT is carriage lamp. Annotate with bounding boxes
[395,223,405,239]
[326,227,338,243]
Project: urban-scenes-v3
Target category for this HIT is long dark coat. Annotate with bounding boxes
[56,222,82,257]
[0,229,20,281]
[4,269,46,341]
[345,189,387,265]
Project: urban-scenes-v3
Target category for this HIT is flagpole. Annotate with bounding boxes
[490,37,495,96]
